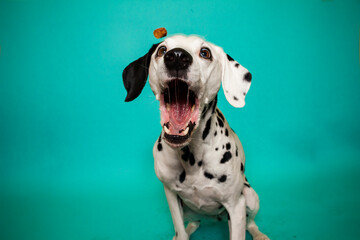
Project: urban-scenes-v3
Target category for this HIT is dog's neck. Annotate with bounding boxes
[191,95,218,146]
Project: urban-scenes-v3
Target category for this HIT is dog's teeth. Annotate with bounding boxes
[166,104,170,111]
[191,105,195,112]
[156,94,159,100]
[204,97,209,104]
[164,125,170,134]
[182,127,189,135]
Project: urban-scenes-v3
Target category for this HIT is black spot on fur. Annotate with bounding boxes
[189,154,195,166]
[225,129,229,137]
[236,146,238,157]
[157,135,162,151]
[217,117,224,128]
[221,130,223,134]
[220,151,232,164]
[231,128,236,133]
[235,63,240,68]
[215,147,218,151]
[244,72,252,82]
[241,162,244,172]
[244,182,251,188]
[222,145,224,149]
[201,106,208,118]
[227,54,234,61]
[226,143,231,150]
[181,146,189,152]
[181,147,189,162]
[176,232,178,237]
[181,146,195,166]
[204,171,214,179]
[233,96,238,101]
[218,175,227,182]
[201,96,217,119]
[214,131,217,136]
[228,214,231,220]
[216,109,225,121]
[179,170,186,183]
[198,160,203,167]
[189,159,195,167]
[202,117,212,140]
[212,96,218,114]
[201,98,213,119]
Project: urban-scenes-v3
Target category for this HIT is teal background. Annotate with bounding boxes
[0,0,359,239]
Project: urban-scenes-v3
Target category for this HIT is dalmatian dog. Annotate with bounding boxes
[122,35,269,240]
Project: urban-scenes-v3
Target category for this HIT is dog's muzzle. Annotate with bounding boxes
[159,48,199,147]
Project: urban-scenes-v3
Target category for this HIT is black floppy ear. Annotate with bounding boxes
[122,43,161,102]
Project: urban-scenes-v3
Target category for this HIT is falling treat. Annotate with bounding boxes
[153,27,167,39]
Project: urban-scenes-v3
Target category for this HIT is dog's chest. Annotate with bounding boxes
[173,168,229,214]
[163,142,240,214]
[154,108,245,215]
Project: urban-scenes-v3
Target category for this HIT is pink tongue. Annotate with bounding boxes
[170,102,191,129]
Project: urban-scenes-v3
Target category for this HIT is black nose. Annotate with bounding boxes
[164,48,193,71]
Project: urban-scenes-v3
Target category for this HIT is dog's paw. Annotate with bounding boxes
[185,221,200,235]
[253,234,270,240]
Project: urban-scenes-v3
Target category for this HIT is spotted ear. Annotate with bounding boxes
[221,53,252,108]
[122,43,160,102]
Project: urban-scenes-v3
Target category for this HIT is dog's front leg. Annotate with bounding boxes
[164,185,188,240]
[224,195,246,240]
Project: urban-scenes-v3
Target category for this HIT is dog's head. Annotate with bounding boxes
[123,35,252,147]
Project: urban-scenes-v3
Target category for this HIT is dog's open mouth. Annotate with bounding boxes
[160,79,200,146]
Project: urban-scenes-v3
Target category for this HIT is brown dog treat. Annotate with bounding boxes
[153,27,167,39]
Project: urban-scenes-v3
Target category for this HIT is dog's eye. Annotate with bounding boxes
[199,48,212,60]
[157,46,167,57]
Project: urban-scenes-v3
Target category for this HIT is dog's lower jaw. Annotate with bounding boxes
[163,121,197,148]
[163,136,190,148]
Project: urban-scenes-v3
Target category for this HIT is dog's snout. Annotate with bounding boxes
[164,48,193,71]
